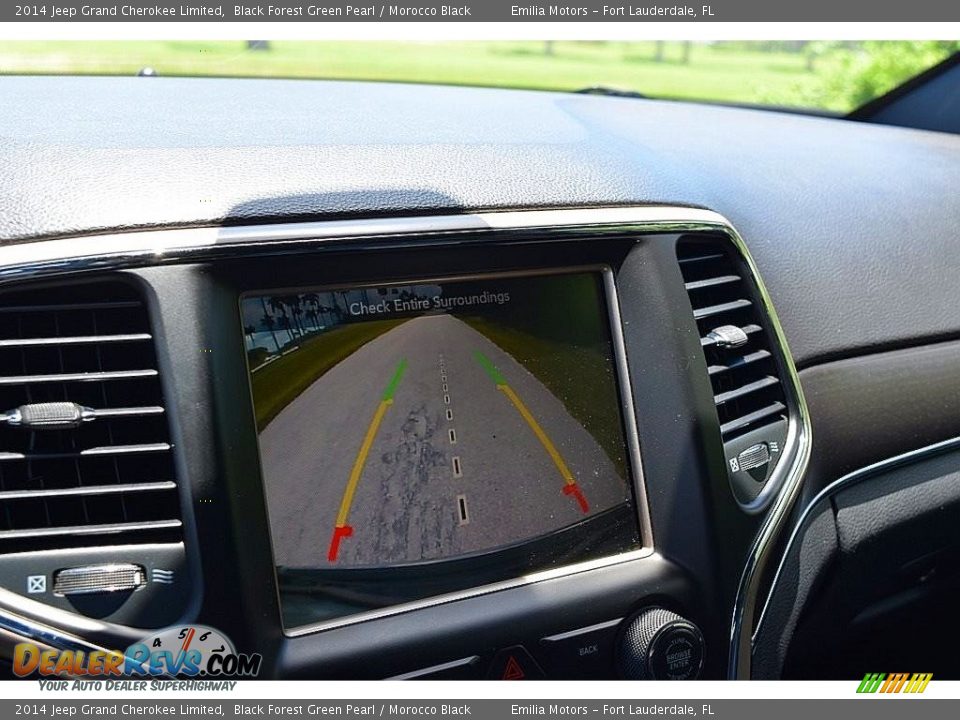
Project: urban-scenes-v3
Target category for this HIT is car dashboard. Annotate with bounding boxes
[0,76,959,681]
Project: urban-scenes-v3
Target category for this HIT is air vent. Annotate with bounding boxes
[677,237,791,505]
[0,280,181,553]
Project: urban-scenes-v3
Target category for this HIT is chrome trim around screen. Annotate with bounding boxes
[242,265,654,636]
[0,207,809,676]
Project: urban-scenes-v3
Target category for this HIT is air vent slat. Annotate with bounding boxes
[708,349,773,376]
[0,519,181,541]
[719,402,787,436]
[88,406,165,420]
[0,481,177,501]
[81,443,171,456]
[0,443,171,462]
[0,301,142,314]
[678,252,725,266]
[714,376,779,405]
[0,369,157,385]
[684,274,741,291]
[692,298,752,320]
[0,280,181,554]
[0,333,152,348]
[678,237,789,443]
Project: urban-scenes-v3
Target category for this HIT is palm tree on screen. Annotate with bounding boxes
[303,293,323,331]
[269,296,297,343]
[285,295,309,338]
[259,297,282,352]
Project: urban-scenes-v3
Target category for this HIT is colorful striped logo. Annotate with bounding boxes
[857,672,933,694]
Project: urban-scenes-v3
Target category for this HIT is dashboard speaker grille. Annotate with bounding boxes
[0,280,182,553]
[676,238,788,442]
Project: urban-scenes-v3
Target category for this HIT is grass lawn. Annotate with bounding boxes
[251,318,405,431]
[464,317,629,480]
[0,41,857,110]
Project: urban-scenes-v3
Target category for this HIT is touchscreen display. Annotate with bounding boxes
[242,270,641,629]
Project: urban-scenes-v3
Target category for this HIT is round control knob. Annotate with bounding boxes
[617,607,705,680]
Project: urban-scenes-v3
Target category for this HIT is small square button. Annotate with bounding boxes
[27,575,46,594]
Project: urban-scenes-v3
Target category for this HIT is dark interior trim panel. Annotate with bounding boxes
[798,340,960,500]
[753,436,960,678]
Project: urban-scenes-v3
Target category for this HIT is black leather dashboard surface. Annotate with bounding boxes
[2,76,960,368]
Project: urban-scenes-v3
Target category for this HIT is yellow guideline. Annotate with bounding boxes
[328,358,407,562]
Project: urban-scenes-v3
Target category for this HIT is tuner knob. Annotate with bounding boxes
[617,608,705,680]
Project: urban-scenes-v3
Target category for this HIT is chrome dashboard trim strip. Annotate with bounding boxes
[713,219,813,679]
[286,548,658,638]
[0,613,112,658]
[0,206,809,674]
[751,434,960,668]
[0,207,726,280]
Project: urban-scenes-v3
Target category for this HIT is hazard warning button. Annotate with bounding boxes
[487,646,546,680]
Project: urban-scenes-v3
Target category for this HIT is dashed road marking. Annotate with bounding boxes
[446,409,454,421]
[449,428,457,444]
[444,394,451,405]
[452,456,463,478]
[457,494,470,525]
[442,383,449,392]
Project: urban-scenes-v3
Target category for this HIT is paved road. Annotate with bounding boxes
[260,314,630,569]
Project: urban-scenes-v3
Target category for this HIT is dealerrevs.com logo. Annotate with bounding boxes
[857,673,933,694]
[13,625,262,679]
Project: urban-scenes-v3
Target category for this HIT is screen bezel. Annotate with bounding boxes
[239,264,653,636]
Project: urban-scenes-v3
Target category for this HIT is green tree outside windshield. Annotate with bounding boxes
[0,40,955,113]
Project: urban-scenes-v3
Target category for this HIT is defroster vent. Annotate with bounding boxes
[677,237,791,505]
[0,280,182,553]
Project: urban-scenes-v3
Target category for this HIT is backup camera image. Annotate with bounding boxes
[242,271,640,626]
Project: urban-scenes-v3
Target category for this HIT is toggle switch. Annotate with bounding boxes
[53,563,145,596]
[737,442,772,474]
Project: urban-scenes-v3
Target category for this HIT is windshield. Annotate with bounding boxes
[1,40,957,113]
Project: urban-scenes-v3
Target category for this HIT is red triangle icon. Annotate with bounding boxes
[502,655,526,680]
